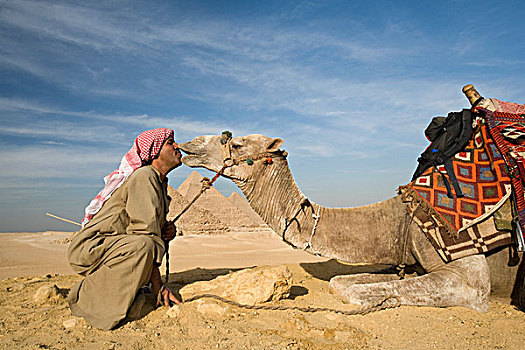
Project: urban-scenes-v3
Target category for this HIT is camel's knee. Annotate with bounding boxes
[441,255,490,294]
[428,254,490,311]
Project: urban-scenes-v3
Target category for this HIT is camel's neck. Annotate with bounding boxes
[234,157,308,238]
[233,158,407,265]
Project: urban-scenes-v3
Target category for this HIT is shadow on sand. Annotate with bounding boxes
[299,259,395,281]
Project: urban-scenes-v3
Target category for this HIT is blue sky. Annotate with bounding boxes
[1,0,524,232]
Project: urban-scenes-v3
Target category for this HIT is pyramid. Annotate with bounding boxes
[177,171,207,198]
[228,192,266,225]
[167,185,229,235]
[177,171,259,228]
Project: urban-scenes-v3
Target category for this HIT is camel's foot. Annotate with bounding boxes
[328,255,490,312]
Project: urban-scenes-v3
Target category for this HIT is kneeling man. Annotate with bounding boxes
[67,128,182,330]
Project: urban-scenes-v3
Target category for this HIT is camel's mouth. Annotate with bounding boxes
[178,142,202,164]
[180,155,200,166]
[181,154,210,169]
[178,142,194,155]
[178,137,223,171]
[179,151,203,168]
[179,142,202,161]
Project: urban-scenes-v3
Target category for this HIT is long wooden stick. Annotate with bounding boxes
[46,213,81,227]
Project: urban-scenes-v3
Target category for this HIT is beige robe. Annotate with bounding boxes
[67,165,170,330]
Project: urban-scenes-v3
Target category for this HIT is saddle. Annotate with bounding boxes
[400,98,525,262]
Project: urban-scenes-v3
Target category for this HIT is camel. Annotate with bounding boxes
[179,87,525,311]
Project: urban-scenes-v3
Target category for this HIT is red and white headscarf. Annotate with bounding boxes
[81,128,174,227]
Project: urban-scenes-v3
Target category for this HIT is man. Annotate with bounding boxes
[67,128,182,330]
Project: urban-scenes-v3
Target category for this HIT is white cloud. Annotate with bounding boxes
[294,143,371,159]
[0,97,237,141]
[1,1,147,51]
[0,146,121,179]
[4,0,519,145]
[0,54,53,81]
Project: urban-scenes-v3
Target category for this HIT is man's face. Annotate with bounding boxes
[158,137,182,171]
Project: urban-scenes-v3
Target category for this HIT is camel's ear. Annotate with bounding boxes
[267,138,283,152]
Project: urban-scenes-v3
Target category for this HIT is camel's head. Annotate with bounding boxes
[179,133,284,180]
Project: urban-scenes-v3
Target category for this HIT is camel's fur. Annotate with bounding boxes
[180,134,524,311]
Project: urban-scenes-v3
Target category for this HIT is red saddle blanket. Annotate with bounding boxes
[478,99,525,239]
[399,99,525,262]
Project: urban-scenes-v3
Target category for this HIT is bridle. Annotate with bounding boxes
[164,131,283,284]
[218,131,321,253]
[219,130,281,169]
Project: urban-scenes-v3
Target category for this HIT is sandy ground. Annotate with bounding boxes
[1,231,524,350]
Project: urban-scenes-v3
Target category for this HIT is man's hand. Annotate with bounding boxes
[156,285,182,308]
[150,265,182,308]
[161,221,176,241]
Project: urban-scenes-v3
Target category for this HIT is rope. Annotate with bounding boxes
[397,208,415,278]
[232,151,278,165]
[164,240,170,285]
[281,198,309,243]
[304,205,321,253]
[170,165,227,224]
[183,293,400,316]
[164,135,277,285]
[164,165,227,285]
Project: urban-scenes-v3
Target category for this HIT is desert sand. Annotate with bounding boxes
[1,175,524,349]
[1,230,524,350]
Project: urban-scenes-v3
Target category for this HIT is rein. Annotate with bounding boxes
[164,163,227,285]
[304,204,321,254]
[164,130,267,284]
[164,132,331,314]
[184,293,400,316]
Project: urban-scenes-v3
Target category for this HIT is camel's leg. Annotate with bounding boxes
[329,224,490,311]
[329,255,490,311]
[329,273,400,286]
[519,277,525,311]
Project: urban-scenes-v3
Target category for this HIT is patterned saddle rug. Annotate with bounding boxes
[477,100,525,240]
[399,98,525,262]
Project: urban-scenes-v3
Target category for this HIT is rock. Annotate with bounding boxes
[195,299,229,316]
[166,305,182,318]
[33,284,63,305]
[8,283,26,292]
[325,313,338,321]
[180,265,292,305]
[62,317,80,328]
